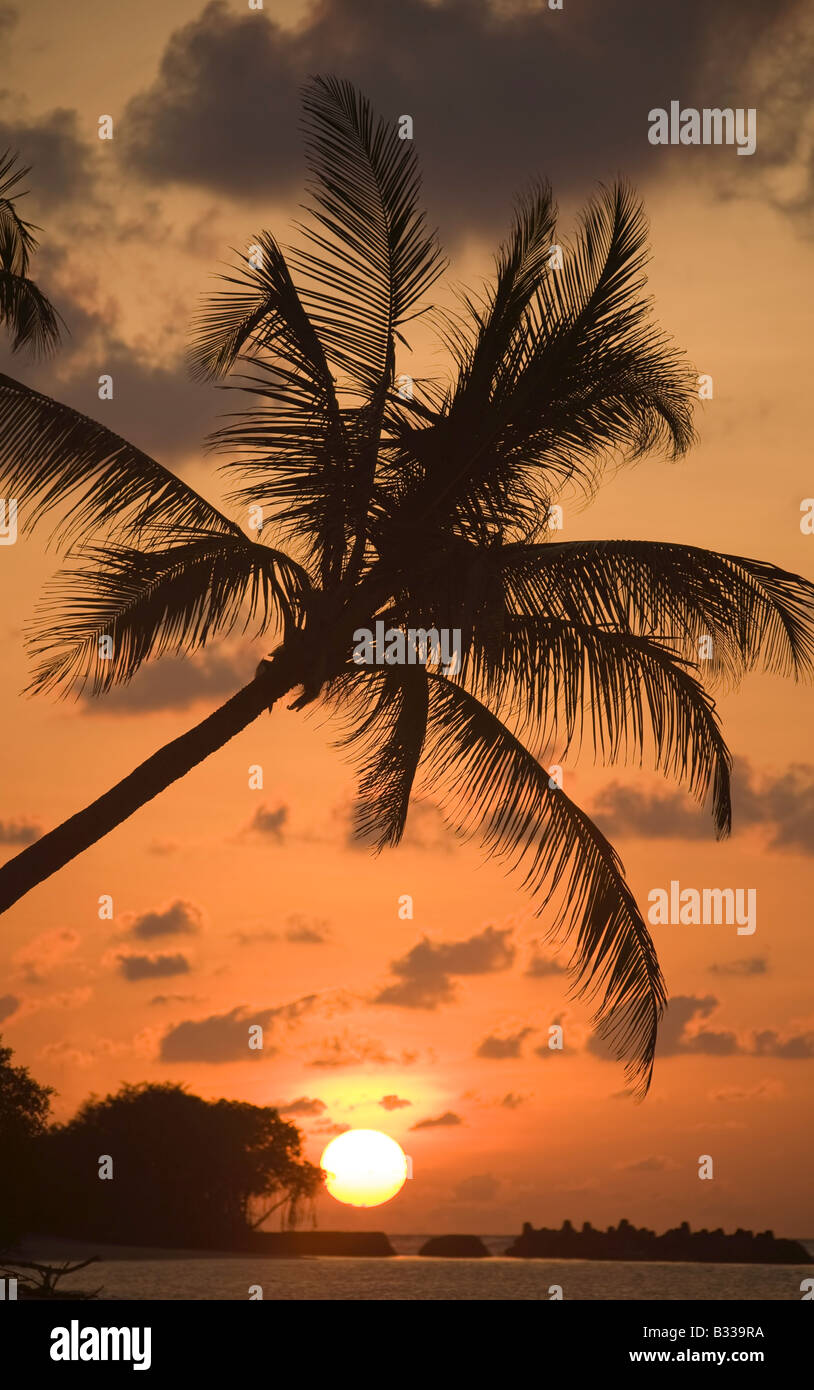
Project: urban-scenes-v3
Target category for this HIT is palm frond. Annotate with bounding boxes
[0,269,62,357]
[463,618,732,836]
[420,674,666,1096]
[501,539,814,682]
[0,374,243,548]
[25,529,309,697]
[0,151,37,278]
[326,663,429,849]
[293,74,445,396]
[392,182,695,542]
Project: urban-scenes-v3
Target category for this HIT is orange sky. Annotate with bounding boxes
[1,0,813,1236]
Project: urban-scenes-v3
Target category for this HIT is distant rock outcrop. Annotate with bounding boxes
[419,1234,490,1257]
[505,1219,812,1264]
[248,1230,395,1257]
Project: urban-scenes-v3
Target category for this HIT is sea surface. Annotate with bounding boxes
[25,1235,814,1301]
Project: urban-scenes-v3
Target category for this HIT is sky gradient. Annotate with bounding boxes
[1,0,813,1237]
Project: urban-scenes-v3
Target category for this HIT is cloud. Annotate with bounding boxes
[0,817,42,845]
[117,0,798,242]
[285,916,329,944]
[311,1119,350,1136]
[149,994,201,1006]
[247,804,288,842]
[500,1092,526,1109]
[0,994,20,1023]
[524,951,568,978]
[125,900,203,940]
[12,928,80,984]
[0,101,94,209]
[710,1081,784,1102]
[476,1026,534,1059]
[410,1110,463,1131]
[79,648,249,715]
[709,957,769,977]
[591,783,714,841]
[277,1097,327,1117]
[374,925,514,1009]
[593,763,814,852]
[454,1173,500,1202]
[735,763,814,854]
[307,1031,414,1069]
[117,953,191,981]
[752,1029,814,1059]
[618,1156,676,1173]
[590,995,814,1063]
[379,1094,412,1111]
[349,798,461,852]
[159,995,320,1062]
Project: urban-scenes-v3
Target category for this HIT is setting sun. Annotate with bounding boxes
[320,1130,409,1208]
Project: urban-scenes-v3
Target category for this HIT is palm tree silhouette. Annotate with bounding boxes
[1,79,812,1095]
[0,151,62,357]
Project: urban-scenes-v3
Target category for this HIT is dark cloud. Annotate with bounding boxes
[0,817,42,845]
[379,1094,412,1111]
[735,763,814,854]
[117,953,190,981]
[454,1173,500,1202]
[591,783,714,841]
[752,1030,814,1060]
[277,1097,326,1117]
[159,1004,281,1062]
[78,648,249,716]
[0,994,20,1023]
[126,900,203,940]
[350,798,461,852]
[709,957,768,977]
[593,763,814,852]
[0,102,94,209]
[591,995,814,1063]
[248,804,288,842]
[411,1110,463,1131]
[501,1092,526,1109]
[476,1026,534,1059]
[285,916,329,944]
[588,994,740,1060]
[118,0,797,242]
[374,925,514,1009]
[524,951,568,978]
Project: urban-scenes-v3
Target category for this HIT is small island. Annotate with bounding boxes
[505,1219,813,1264]
[419,1235,490,1258]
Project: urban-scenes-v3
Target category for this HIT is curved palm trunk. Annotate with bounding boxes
[0,650,298,916]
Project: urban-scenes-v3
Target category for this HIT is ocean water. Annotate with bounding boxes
[31,1236,813,1302]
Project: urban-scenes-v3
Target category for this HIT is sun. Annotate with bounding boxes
[320,1129,408,1208]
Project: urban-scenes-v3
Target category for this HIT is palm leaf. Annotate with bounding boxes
[25,529,309,697]
[326,663,429,850]
[501,539,814,682]
[294,75,445,396]
[420,674,666,1096]
[464,618,732,836]
[0,374,242,548]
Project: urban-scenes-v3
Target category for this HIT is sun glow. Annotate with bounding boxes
[320,1129,408,1208]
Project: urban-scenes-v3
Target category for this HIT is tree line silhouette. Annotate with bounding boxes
[0,1038,321,1251]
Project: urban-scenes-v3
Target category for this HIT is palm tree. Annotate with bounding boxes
[0,151,62,356]
[0,79,812,1096]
